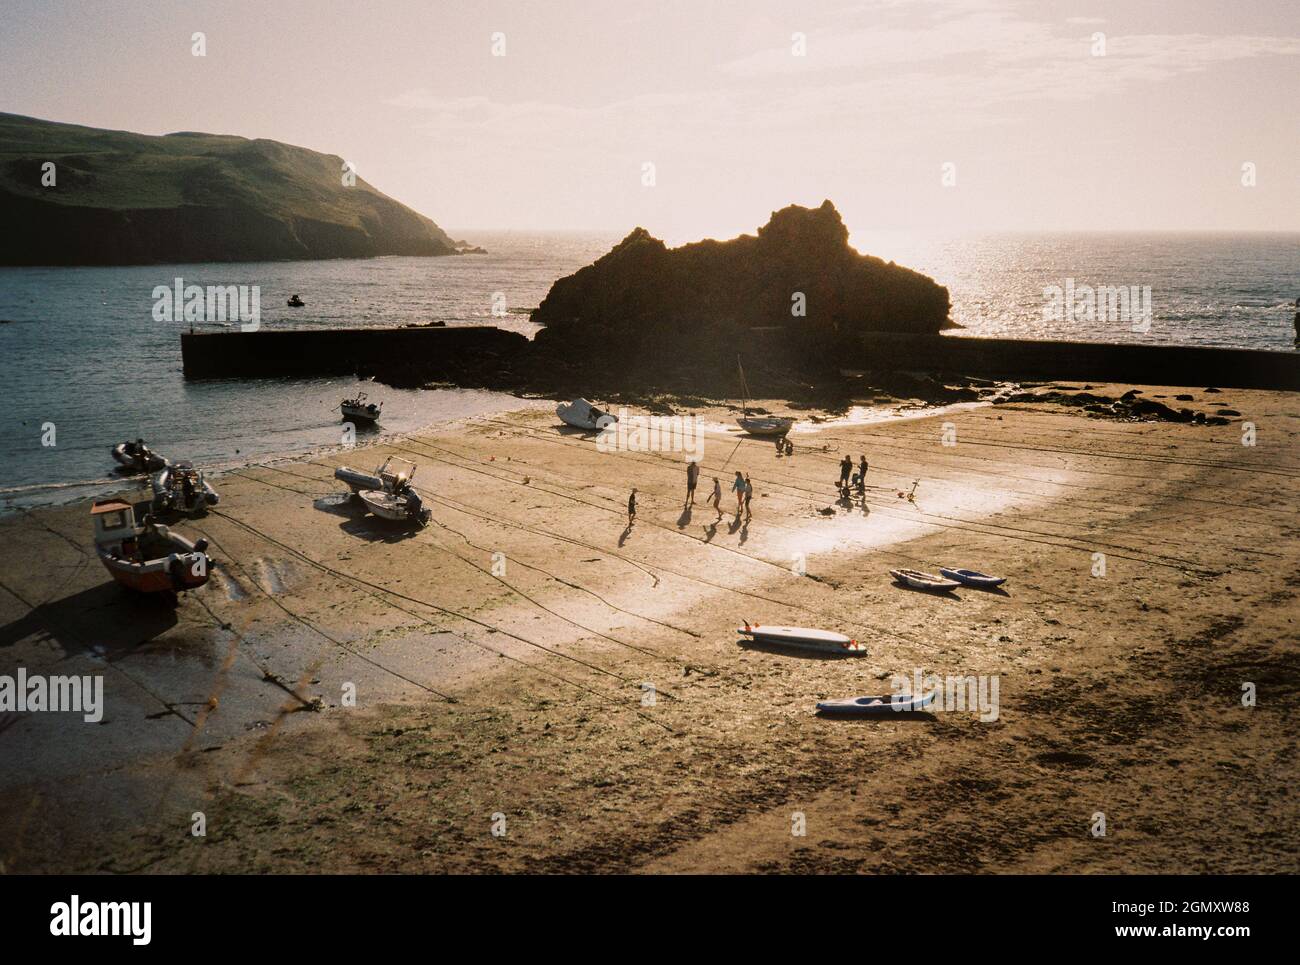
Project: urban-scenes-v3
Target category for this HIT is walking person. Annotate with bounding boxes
[856,455,868,495]
[709,476,722,516]
[685,459,699,506]
[743,473,754,520]
[731,471,746,516]
[839,454,853,496]
[627,488,637,526]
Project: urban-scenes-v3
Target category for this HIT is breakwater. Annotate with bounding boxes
[858,333,1300,391]
[180,326,1300,392]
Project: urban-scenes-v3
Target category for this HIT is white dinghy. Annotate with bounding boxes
[557,398,616,431]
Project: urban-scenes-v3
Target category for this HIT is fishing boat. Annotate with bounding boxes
[816,692,936,715]
[939,567,1007,589]
[287,294,305,307]
[890,568,961,592]
[737,622,868,655]
[357,487,429,526]
[556,398,617,431]
[341,392,382,424]
[111,440,168,473]
[91,499,211,593]
[150,462,219,515]
[734,357,794,436]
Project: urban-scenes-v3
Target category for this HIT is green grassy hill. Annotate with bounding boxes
[0,113,463,265]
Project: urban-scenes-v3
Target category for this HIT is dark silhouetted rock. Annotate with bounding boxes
[531,201,949,368]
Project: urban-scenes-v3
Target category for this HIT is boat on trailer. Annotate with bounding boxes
[151,462,219,516]
[91,499,211,593]
[341,392,382,424]
[557,398,617,431]
[112,440,168,473]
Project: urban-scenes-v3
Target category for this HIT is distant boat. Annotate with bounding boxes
[734,356,794,436]
[287,294,305,307]
[150,462,219,516]
[557,398,616,431]
[91,498,210,593]
[341,392,382,424]
[890,568,961,592]
[111,440,167,473]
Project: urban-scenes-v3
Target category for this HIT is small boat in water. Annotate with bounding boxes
[890,568,961,592]
[112,439,168,473]
[817,692,936,715]
[557,398,616,431]
[939,567,1007,589]
[92,499,211,593]
[341,392,382,424]
[151,462,219,516]
[287,294,305,307]
[734,356,794,436]
[737,622,868,655]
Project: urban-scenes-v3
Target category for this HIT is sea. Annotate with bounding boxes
[1,230,1296,510]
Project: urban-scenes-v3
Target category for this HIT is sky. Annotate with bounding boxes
[2,0,1297,241]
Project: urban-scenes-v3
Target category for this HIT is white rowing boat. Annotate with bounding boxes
[816,692,936,715]
[890,568,961,592]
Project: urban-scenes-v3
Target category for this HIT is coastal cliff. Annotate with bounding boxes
[0,113,465,265]
[531,200,951,359]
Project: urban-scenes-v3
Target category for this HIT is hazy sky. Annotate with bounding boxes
[2,0,1297,240]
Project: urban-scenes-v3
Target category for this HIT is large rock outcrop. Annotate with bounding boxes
[0,113,465,265]
[531,201,950,365]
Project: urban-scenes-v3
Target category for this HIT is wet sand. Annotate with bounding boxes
[1,385,1297,873]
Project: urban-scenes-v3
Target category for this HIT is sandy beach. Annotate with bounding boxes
[2,385,1297,874]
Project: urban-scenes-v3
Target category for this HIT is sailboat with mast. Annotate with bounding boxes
[734,355,795,436]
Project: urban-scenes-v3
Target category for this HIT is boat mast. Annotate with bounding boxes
[737,355,751,418]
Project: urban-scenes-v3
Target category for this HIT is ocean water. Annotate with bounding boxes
[1,229,1295,508]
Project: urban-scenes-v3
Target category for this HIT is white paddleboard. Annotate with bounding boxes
[738,624,867,654]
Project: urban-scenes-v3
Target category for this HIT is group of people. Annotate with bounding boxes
[838,454,869,499]
[683,460,752,518]
[625,449,870,528]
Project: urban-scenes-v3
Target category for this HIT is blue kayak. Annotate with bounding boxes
[816,692,935,715]
[939,567,1007,588]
